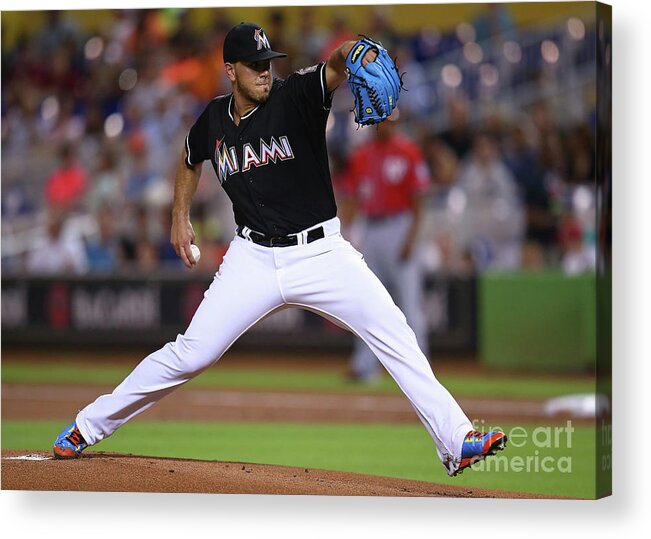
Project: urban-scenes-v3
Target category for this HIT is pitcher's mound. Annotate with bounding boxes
[1,450,551,498]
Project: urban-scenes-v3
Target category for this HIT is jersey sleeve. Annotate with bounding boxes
[283,62,333,121]
[185,104,212,167]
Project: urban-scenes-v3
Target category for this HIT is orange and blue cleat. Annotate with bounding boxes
[53,422,89,459]
[452,430,508,476]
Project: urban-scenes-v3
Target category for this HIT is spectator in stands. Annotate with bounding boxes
[0,7,599,278]
[320,13,356,61]
[26,210,88,275]
[123,132,164,204]
[473,3,515,43]
[503,124,557,258]
[433,231,476,275]
[392,44,431,123]
[114,203,142,267]
[558,214,596,275]
[440,95,473,160]
[34,10,81,59]
[266,10,292,78]
[453,132,524,270]
[565,125,595,185]
[422,134,458,192]
[530,101,555,137]
[135,239,160,272]
[86,147,124,213]
[169,9,200,53]
[367,6,400,51]
[409,26,443,63]
[46,42,82,99]
[538,130,568,229]
[85,205,122,273]
[291,9,329,68]
[125,58,169,120]
[45,142,88,211]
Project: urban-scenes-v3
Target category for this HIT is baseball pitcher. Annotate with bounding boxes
[54,23,506,477]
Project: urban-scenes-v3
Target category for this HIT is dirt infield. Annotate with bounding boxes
[1,450,557,497]
[2,383,557,425]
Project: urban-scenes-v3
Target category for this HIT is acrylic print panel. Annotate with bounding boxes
[1,1,610,500]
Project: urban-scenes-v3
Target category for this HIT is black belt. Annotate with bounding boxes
[237,226,325,247]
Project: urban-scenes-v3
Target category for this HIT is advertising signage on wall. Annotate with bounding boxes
[1,276,475,351]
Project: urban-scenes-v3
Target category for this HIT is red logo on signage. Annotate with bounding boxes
[47,282,70,329]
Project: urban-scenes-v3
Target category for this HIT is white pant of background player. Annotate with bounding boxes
[75,217,472,472]
[350,212,429,381]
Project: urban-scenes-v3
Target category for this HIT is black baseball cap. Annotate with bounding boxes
[223,22,287,63]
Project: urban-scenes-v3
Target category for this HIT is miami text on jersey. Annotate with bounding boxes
[215,136,295,183]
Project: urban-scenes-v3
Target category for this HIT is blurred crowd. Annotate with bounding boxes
[1,6,598,277]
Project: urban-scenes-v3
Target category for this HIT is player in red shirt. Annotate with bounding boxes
[340,113,432,383]
[45,143,87,211]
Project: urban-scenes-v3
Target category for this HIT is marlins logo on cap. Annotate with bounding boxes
[223,22,287,63]
[254,28,271,51]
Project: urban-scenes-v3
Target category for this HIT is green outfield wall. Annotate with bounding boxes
[479,272,597,372]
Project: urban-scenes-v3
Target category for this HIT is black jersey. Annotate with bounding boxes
[185,62,337,236]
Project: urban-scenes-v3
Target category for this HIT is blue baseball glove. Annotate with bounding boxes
[345,36,403,126]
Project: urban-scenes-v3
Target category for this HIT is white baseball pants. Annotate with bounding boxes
[75,217,472,471]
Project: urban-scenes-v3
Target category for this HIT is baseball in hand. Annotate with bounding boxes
[190,244,201,264]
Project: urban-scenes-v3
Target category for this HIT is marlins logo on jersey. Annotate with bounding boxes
[216,137,239,184]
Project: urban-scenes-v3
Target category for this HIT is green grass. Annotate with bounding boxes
[2,420,596,498]
[1,362,595,399]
